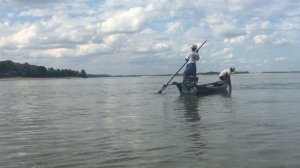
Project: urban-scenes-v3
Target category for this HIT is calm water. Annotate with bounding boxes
[1,73,300,168]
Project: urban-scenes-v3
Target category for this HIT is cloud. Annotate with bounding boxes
[166,22,183,33]
[211,47,234,60]
[253,35,272,44]
[19,9,51,17]
[273,39,293,46]
[100,7,153,34]
[1,0,300,74]
[224,36,246,45]
[246,20,273,34]
[10,0,62,7]
[275,57,286,61]
[41,48,72,58]
[205,13,246,38]
[279,21,299,31]
[0,25,38,49]
[153,42,171,51]
[215,23,246,38]
[12,25,37,46]
[204,13,225,25]
[253,34,293,46]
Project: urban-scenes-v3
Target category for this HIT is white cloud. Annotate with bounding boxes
[247,20,272,32]
[275,57,286,61]
[279,21,299,31]
[211,47,234,60]
[19,9,51,17]
[12,25,37,48]
[100,7,152,34]
[43,48,71,58]
[77,43,104,56]
[0,38,8,48]
[204,13,224,25]
[166,22,183,33]
[153,42,171,51]
[1,0,300,74]
[10,0,62,6]
[205,13,246,38]
[216,23,246,38]
[254,35,272,44]
[273,39,292,46]
[224,36,246,45]
[226,0,249,11]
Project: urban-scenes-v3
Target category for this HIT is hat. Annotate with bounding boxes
[191,44,197,50]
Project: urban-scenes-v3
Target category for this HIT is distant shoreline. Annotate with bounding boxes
[0,71,300,81]
[260,71,300,74]
[0,60,87,78]
[1,71,299,79]
[87,71,300,78]
[0,77,84,81]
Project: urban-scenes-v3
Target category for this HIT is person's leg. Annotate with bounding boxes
[183,64,189,82]
[227,76,232,92]
[225,76,231,84]
[189,63,196,77]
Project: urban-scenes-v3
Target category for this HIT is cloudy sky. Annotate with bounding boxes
[1,0,300,75]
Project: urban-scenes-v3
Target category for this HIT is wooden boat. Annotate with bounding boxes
[172,80,229,95]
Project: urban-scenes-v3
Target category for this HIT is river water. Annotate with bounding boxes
[0,73,300,168]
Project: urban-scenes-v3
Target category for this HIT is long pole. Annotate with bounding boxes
[157,40,207,94]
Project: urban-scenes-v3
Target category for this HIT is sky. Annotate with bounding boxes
[0,0,300,75]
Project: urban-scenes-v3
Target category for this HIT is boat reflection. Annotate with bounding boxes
[177,95,207,156]
[178,90,231,122]
[179,95,202,122]
[175,91,235,156]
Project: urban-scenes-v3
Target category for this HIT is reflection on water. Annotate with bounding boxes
[1,74,300,168]
[180,95,201,122]
[178,91,232,122]
[175,95,206,158]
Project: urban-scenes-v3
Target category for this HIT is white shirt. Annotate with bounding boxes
[219,68,231,77]
[185,51,199,64]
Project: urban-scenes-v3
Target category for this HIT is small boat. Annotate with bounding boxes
[172,80,229,95]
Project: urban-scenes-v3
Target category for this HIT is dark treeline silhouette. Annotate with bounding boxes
[0,60,87,78]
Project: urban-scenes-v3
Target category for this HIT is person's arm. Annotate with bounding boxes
[228,75,232,92]
[185,53,190,61]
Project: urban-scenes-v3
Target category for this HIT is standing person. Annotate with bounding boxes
[219,67,235,91]
[183,44,200,82]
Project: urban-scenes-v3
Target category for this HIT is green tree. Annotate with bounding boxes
[37,66,47,77]
[79,69,87,78]
[47,67,56,77]
[0,60,88,78]
[20,63,31,77]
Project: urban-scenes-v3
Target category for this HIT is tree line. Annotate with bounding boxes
[0,60,87,78]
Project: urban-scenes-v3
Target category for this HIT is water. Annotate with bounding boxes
[0,73,300,168]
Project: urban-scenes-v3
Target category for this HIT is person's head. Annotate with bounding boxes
[230,67,235,72]
[191,44,197,51]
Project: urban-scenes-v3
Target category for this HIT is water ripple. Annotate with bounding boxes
[1,75,300,167]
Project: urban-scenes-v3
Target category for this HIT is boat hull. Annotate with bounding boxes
[173,81,229,95]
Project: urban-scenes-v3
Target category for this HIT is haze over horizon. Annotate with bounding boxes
[1,0,300,75]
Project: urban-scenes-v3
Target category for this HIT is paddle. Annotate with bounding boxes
[157,40,207,94]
